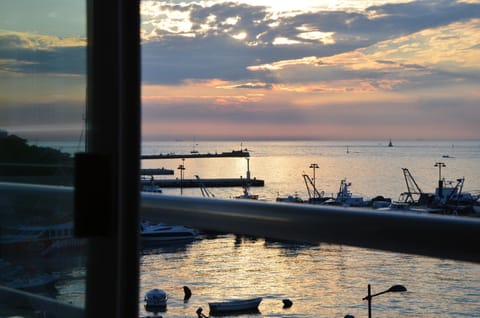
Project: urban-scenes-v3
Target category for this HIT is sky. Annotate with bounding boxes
[1,0,480,141]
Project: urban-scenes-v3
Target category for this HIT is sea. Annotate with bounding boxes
[40,140,480,317]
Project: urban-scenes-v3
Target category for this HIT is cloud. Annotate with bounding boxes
[141,0,480,86]
[0,30,86,75]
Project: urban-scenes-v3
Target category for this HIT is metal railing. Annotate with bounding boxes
[2,182,480,316]
[142,193,480,264]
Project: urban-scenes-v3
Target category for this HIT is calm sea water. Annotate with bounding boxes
[36,140,480,317]
[137,140,480,318]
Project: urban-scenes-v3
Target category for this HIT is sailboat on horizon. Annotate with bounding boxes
[388,139,393,147]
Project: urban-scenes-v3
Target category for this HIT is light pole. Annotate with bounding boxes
[178,158,185,195]
[309,163,319,197]
[362,284,407,318]
[434,162,446,199]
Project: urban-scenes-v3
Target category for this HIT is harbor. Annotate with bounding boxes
[3,139,479,317]
[141,140,480,216]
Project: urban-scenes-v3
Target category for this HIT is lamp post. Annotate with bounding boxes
[362,284,407,318]
[434,162,446,199]
[178,158,185,195]
[309,163,319,197]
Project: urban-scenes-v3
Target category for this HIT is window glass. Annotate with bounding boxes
[0,0,87,315]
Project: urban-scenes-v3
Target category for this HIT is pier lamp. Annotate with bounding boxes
[362,284,407,318]
[434,162,446,199]
[309,163,319,195]
[178,159,186,195]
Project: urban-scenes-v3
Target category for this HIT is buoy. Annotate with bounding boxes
[282,299,293,308]
[183,286,192,301]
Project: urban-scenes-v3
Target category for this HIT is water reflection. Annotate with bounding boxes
[139,234,480,317]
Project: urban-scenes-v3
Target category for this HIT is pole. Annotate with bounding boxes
[310,163,319,198]
[367,284,372,318]
[435,162,445,199]
[178,159,185,195]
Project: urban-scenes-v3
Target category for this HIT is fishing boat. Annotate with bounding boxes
[144,288,167,310]
[140,221,200,244]
[322,179,368,207]
[208,297,262,315]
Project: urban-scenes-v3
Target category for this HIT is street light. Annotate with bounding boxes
[434,162,446,199]
[178,158,186,195]
[309,163,319,197]
[362,284,407,318]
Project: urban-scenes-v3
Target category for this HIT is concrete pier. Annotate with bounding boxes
[141,150,249,160]
[142,177,264,188]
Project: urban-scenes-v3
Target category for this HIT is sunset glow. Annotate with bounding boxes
[1,0,479,140]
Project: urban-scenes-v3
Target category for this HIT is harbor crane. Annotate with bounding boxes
[398,168,434,205]
[195,175,215,198]
[302,174,326,203]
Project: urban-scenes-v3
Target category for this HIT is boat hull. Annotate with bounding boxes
[208,297,262,315]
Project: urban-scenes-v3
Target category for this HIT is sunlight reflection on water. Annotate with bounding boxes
[137,140,480,317]
[139,235,480,318]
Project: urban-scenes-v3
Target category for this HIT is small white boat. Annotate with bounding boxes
[276,194,304,204]
[144,288,167,309]
[235,189,259,200]
[141,184,162,193]
[140,221,199,243]
[378,201,412,212]
[208,297,262,314]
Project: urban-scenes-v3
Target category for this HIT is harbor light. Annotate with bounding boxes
[309,163,319,195]
[178,159,186,195]
[434,162,446,199]
[362,284,407,318]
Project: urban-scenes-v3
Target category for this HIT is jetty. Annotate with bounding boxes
[141,150,249,160]
[140,168,174,176]
[142,177,264,188]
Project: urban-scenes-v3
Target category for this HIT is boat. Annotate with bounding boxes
[208,297,262,315]
[0,259,60,291]
[323,179,368,207]
[144,288,167,310]
[141,176,163,193]
[235,158,258,200]
[302,174,333,204]
[235,189,259,200]
[388,139,393,147]
[140,221,200,244]
[0,221,84,256]
[378,201,412,212]
[141,184,163,193]
[276,193,304,203]
[6,272,60,291]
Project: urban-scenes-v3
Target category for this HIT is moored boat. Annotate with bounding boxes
[0,221,84,256]
[140,221,200,244]
[208,297,262,315]
[144,288,168,311]
[276,193,304,203]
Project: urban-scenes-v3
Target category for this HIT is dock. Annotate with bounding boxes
[141,168,174,175]
[142,177,264,188]
[141,150,249,160]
